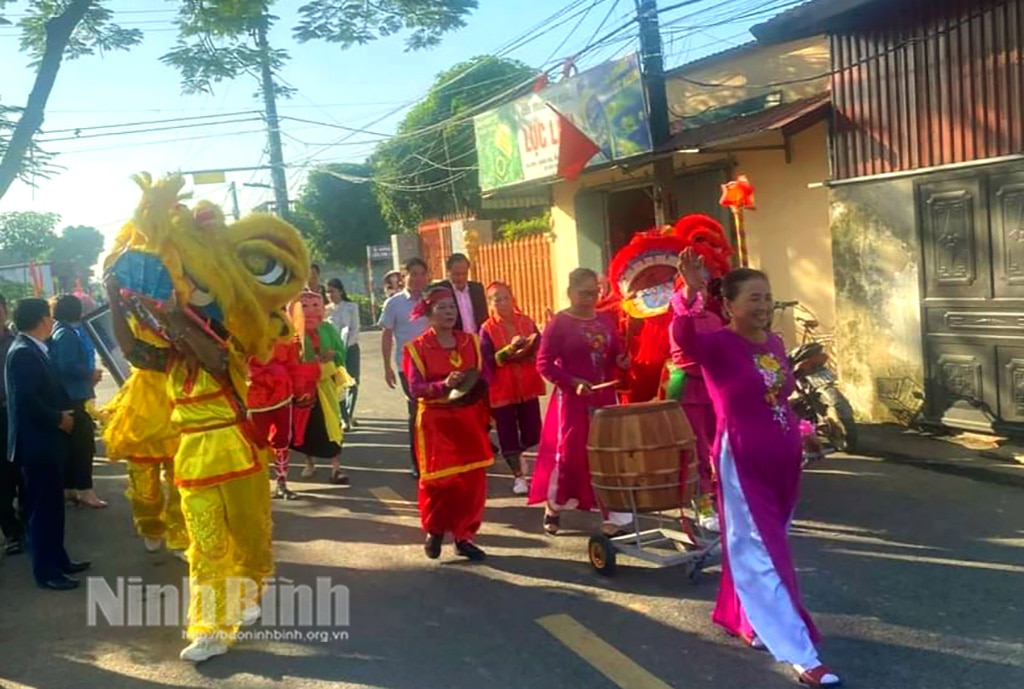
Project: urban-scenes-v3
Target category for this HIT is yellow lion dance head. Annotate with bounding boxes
[104,173,310,390]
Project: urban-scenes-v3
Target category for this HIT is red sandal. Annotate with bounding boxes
[798,665,842,687]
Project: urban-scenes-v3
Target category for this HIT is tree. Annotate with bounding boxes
[295,163,389,266]
[0,0,479,200]
[0,210,59,262]
[371,55,536,233]
[0,0,142,200]
[51,224,104,280]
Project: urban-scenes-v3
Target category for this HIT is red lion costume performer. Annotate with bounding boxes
[597,214,734,404]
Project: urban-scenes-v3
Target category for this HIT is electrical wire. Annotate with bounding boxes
[39,110,262,135]
[37,116,262,142]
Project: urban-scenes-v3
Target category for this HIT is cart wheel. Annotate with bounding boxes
[588,535,617,576]
[685,561,703,584]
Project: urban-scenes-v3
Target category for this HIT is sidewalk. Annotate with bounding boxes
[855,423,1024,489]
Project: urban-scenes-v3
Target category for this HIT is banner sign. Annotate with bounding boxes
[474,53,653,192]
[367,244,393,261]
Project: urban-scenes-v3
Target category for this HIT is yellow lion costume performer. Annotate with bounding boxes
[103,173,309,662]
[101,214,189,560]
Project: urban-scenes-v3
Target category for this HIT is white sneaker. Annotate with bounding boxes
[512,477,529,495]
[144,538,164,553]
[180,637,228,663]
[241,604,261,626]
[699,514,721,533]
[300,463,315,479]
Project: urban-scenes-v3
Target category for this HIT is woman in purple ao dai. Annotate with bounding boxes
[672,249,841,688]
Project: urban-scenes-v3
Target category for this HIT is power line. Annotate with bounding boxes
[36,116,262,143]
[39,110,261,135]
[45,127,268,156]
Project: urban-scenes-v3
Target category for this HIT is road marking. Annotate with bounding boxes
[537,614,675,689]
[369,486,412,505]
[830,548,1024,573]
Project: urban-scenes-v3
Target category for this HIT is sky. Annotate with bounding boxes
[0,0,776,254]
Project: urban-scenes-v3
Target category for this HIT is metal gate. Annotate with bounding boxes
[919,165,1024,433]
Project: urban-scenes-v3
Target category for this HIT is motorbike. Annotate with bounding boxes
[774,301,858,453]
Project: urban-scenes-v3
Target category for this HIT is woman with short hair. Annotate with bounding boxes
[50,294,106,509]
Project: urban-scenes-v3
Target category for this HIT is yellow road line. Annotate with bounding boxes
[368,486,412,505]
[537,614,675,689]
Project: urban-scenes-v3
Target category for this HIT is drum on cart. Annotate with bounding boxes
[587,400,697,512]
[584,401,717,578]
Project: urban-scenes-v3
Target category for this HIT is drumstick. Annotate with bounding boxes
[590,380,618,391]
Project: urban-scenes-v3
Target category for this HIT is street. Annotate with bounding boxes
[1,330,1023,689]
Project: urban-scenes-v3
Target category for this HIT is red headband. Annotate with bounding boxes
[410,288,453,321]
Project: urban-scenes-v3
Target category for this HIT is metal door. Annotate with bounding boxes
[920,167,1024,433]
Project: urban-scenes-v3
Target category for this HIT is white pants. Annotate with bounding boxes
[719,434,819,668]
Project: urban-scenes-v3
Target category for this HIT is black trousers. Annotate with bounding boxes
[22,457,71,583]
[398,373,418,472]
[63,400,96,491]
[0,409,25,543]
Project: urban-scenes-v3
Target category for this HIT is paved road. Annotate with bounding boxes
[1,332,1023,689]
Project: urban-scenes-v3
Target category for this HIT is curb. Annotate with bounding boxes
[854,434,1024,490]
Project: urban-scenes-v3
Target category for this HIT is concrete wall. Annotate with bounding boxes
[548,122,835,348]
[667,36,830,121]
[830,179,925,423]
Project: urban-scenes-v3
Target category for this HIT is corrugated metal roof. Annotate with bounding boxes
[665,92,830,150]
[665,41,759,76]
[751,0,889,42]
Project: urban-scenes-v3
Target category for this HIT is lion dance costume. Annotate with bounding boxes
[598,214,733,522]
[103,173,309,662]
[247,319,308,500]
[101,233,188,558]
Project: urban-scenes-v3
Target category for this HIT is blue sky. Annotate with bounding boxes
[0,0,768,248]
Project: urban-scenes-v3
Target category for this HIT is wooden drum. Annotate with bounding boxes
[587,401,697,513]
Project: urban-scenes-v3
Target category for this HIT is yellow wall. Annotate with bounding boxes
[549,122,835,348]
[733,122,835,344]
[666,36,830,120]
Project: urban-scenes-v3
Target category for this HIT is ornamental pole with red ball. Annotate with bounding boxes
[719,175,756,267]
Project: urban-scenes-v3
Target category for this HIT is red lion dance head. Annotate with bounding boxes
[599,214,733,403]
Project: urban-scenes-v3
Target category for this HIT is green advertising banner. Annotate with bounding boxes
[474,53,653,192]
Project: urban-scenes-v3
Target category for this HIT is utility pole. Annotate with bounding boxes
[228,181,240,221]
[255,15,290,220]
[636,0,676,225]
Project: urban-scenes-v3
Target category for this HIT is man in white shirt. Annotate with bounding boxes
[439,253,487,334]
[378,258,429,477]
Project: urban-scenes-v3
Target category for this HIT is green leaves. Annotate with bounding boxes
[293,0,478,51]
[0,102,59,187]
[295,163,389,266]
[16,1,142,67]
[371,55,535,232]
[0,210,60,262]
[50,223,104,278]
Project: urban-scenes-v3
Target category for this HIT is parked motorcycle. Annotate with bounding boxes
[774,301,858,453]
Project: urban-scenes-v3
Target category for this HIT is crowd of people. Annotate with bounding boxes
[379,250,841,687]
[0,230,840,684]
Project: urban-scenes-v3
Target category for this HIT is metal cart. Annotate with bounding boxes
[586,483,721,580]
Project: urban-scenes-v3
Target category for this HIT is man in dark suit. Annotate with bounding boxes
[6,298,89,590]
[439,253,488,334]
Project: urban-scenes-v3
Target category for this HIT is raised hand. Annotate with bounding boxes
[677,248,706,291]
